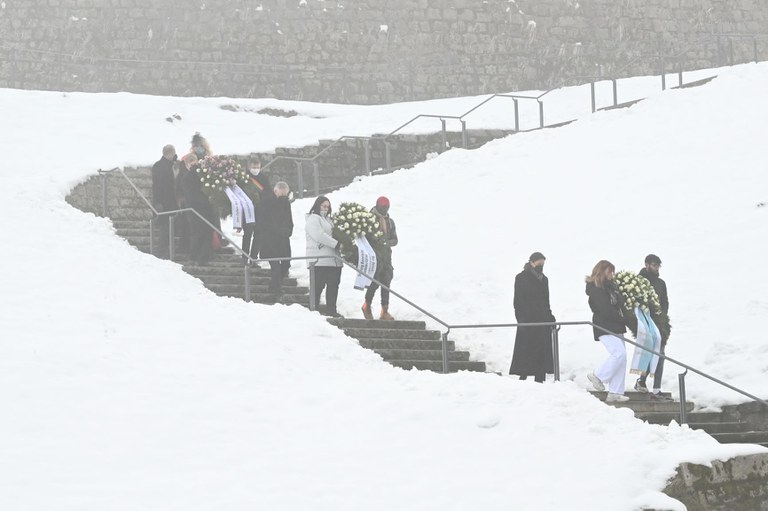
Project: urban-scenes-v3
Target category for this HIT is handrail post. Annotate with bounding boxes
[537,100,544,129]
[590,81,596,113]
[440,118,447,152]
[753,37,758,63]
[100,172,108,217]
[551,326,561,382]
[612,78,618,107]
[308,263,317,311]
[364,139,371,176]
[148,218,154,256]
[728,37,734,66]
[678,369,689,425]
[716,34,722,66]
[461,120,467,148]
[312,161,320,197]
[677,58,683,88]
[384,141,392,173]
[441,331,450,374]
[513,99,519,132]
[168,214,175,261]
[244,264,251,302]
[295,160,304,199]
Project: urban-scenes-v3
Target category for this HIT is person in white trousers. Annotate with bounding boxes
[585,260,629,402]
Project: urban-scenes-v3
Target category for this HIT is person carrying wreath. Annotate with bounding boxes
[361,196,398,320]
[306,196,343,317]
[633,254,672,400]
[585,260,629,402]
[508,252,555,383]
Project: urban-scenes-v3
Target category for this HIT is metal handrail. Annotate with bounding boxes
[445,319,768,423]
[258,32,764,192]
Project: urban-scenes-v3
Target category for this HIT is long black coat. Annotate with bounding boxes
[257,195,293,259]
[509,265,555,376]
[178,167,217,225]
[151,157,177,211]
[586,281,626,341]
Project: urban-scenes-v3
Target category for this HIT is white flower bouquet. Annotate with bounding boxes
[332,202,383,263]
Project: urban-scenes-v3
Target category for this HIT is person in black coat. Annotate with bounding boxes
[257,181,293,298]
[635,254,672,398]
[585,260,629,402]
[151,144,177,258]
[509,252,555,383]
[178,153,216,266]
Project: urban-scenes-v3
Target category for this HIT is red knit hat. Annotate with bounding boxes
[376,196,390,207]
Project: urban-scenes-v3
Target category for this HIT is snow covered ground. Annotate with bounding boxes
[1,64,767,510]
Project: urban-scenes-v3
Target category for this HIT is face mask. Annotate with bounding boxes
[533,265,544,274]
[194,146,205,157]
[320,210,328,218]
[249,167,261,176]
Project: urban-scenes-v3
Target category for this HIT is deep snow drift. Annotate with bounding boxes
[0,64,766,510]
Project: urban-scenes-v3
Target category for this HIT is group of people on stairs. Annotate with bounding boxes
[151,134,399,318]
[508,253,671,402]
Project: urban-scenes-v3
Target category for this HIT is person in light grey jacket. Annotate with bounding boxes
[306,195,343,317]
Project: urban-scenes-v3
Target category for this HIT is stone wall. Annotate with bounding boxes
[2,0,767,103]
[663,453,768,510]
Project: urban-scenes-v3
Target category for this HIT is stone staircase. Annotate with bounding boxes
[593,391,768,448]
[327,318,486,372]
[67,164,487,372]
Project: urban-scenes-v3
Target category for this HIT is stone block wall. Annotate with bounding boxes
[4,0,765,103]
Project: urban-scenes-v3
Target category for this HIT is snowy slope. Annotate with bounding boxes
[0,65,766,510]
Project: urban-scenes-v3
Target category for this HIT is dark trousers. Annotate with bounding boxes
[174,213,190,254]
[188,211,213,265]
[269,260,290,294]
[639,339,667,390]
[154,213,171,257]
[314,266,342,314]
[242,223,256,257]
[365,264,393,306]
[519,374,545,383]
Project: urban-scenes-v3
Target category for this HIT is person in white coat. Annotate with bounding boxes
[306,196,343,317]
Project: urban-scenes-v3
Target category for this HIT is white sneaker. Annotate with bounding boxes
[606,393,629,402]
[587,372,605,392]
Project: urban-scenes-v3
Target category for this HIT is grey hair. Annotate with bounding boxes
[274,181,290,193]
[162,144,175,156]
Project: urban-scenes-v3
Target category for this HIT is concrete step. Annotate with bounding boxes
[389,360,486,372]
[249,293,310,305]
[608,400,693,413]
[186,269,298,287]
[357,338,456,351]
[688,422,750,435]
[373,349,470,362]
[709,431,768,445]
[673,75,717,89]
[209,283,308,295]
[637,411,731,425]
[342,327,441,340]
[327,318,428,330]
[590,391,673,401]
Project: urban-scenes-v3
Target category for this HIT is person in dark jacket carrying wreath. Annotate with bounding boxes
[634,254,672,399]
[362,196,398,321]
[257,181,294,300]
[585,260,629,402]
[508,252,556,383]
[151,144,177,258]
[178,153,216,266]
